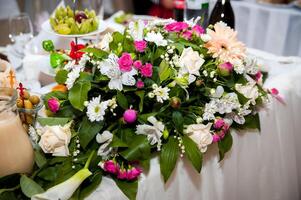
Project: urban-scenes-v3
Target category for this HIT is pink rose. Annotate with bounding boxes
[134,40,147,52]
[214,119,225,129]
[127,167,142,180]
[212,134,221,143]
[140,63,153,77]
[165,22,189,32]
[182,30,193,40]
[218,62,233,76]
[48,98,60,113]
[136,80,144,88]
[104,160,119,174]
[192,25,204,35]
[118,53,133,72]
[117,169,128,180]
[123,109,137,124]
[133,60,143,70]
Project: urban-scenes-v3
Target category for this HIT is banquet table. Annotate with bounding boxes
[85,48,301,200]
[232,1,301,57]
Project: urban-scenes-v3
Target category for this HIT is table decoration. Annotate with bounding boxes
[0,19,279,200]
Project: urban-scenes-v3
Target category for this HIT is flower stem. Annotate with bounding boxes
[84,150,95,169]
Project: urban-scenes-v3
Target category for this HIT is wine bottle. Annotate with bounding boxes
[209,0,235,29]
[184,0,209,27]
[173,0,185,21]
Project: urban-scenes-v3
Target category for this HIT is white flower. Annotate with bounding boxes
[185,16,201,27]
[218,93,241,114]
[185,123,213,153]
[136,116,164,150]
[98,54,137,91]
[150,84,170,103]
[244,56,259,75]
[86,95,109,122]
[98,32,113,51]
[147,18,175,28]
[96,131,113,158]
[128,20,145,40]
[145,31,167,47]
[178,47,205,84]
[38,123,72,157]
[65,66,84,89]
[78,53,90,66]
[233,59,245,74]
[32,168,91,200]
[203,99,218,121]
[235,81,259,105]
[200,34,212,42]
[64,60,76,71]
[210,86,224,98]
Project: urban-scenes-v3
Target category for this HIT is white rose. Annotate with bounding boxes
[39,123,72,157]
[186,123,213,153]
[178,47,205,78]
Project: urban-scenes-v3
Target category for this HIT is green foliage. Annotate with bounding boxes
[37,117,71,126]
[172,111,184,133]
[120,135,151,161]
[69,79,91,111]
[50,53,66,68]
[160,137,179,182]
[79,171,102,200]
[159,60,172,82]
[218,132,233,161]
[34,149,47,168]
[81,48,108,60]
[135,91,145,112]
[116,91,128,109]
[20,175,44,198]
[182,135,203,172]
[114,179,138,200]
[55,70,68,84]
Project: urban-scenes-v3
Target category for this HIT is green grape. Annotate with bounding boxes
[65,17,75,26]
[49,17,57,28]
[70,23,79,34]
[66,6,74,17]
[87,10,96,18]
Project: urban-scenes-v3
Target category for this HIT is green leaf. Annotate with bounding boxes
[69,80,91,111]
[159,61,172,82]
[218,132,233,161]
[172,111,184,132]
[34,149,47,168]
[79,116,104,149]
[137,113,156,124]
[116,91,128,109]
[114,179,137,200]
[160,137,179,182]
[37,166,59,181]
[81,48,108,59]
[135,91,145,112]
[79,172,102,200]
[20,175,44,198]
[55,70,68,84]
[37,117,70,126]
[182,135,203,172]
[120,135,151,161]
[111,135,129,148]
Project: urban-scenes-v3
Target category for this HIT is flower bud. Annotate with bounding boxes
[218,62,233,76]
[48,98,60,113]
[170,97,181,109]
[123,109,137,124]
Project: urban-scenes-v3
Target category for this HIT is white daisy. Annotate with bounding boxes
[145,31,168,47]
[149,84,170,103]
[86,95,109,122]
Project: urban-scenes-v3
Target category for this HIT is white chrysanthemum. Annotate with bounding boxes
[150,84,170,103]
[98,54,137,91]
[145,31,167,47]
[244,56,259,75]
[136,116,164,150]
[64,60,76,71]
[78,53,90,67]
[65,66,84,89]
[86,96,109,122]
[96,130,113,158]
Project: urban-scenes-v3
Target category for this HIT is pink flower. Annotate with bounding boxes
[136,80,144,88]
[104,160,119,174]
[192,25,204,35]
[140,63,153,77]
[255,71,262,82]
[165,22,189,32]
[218,62,233,76]
[134,40,147,52]
[182,30,193,40]
[123,109,137,124]
[118,53,133,72]
[212,134,221,143]
[48,98,60,113]
[127,167,142,180]
[269,88,286,105]
[117,168,128,180]
[214,119,225,129]
[270,88,279,95]
[133,60,143,70]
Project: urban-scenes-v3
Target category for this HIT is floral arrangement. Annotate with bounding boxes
[0,19,280,200]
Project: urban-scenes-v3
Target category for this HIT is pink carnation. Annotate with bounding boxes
[182,30,193,40]
[118,53,133,72]
[140,63,153,77]
[214,119,225,129]
[48,98,60,113]
[117,169,128,180]
[136,80,144,88]
[133,60,143,70]
[192,25,204,35]
[103,160,119,174]
[134,40,147,52]
[127,167,142,180]
[165,22,189,32]
[212,134,221,143]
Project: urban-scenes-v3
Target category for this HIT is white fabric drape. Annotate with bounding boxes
[87,49,301,200]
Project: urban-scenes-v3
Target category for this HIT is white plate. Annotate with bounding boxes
[41,17,108,38]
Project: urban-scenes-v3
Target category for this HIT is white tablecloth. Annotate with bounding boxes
[86,49,301,200]
[232,1,301,57]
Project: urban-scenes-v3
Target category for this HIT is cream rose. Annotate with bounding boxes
[39,123,72,157]
[178,47,205,77]
[186,123,213,153]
